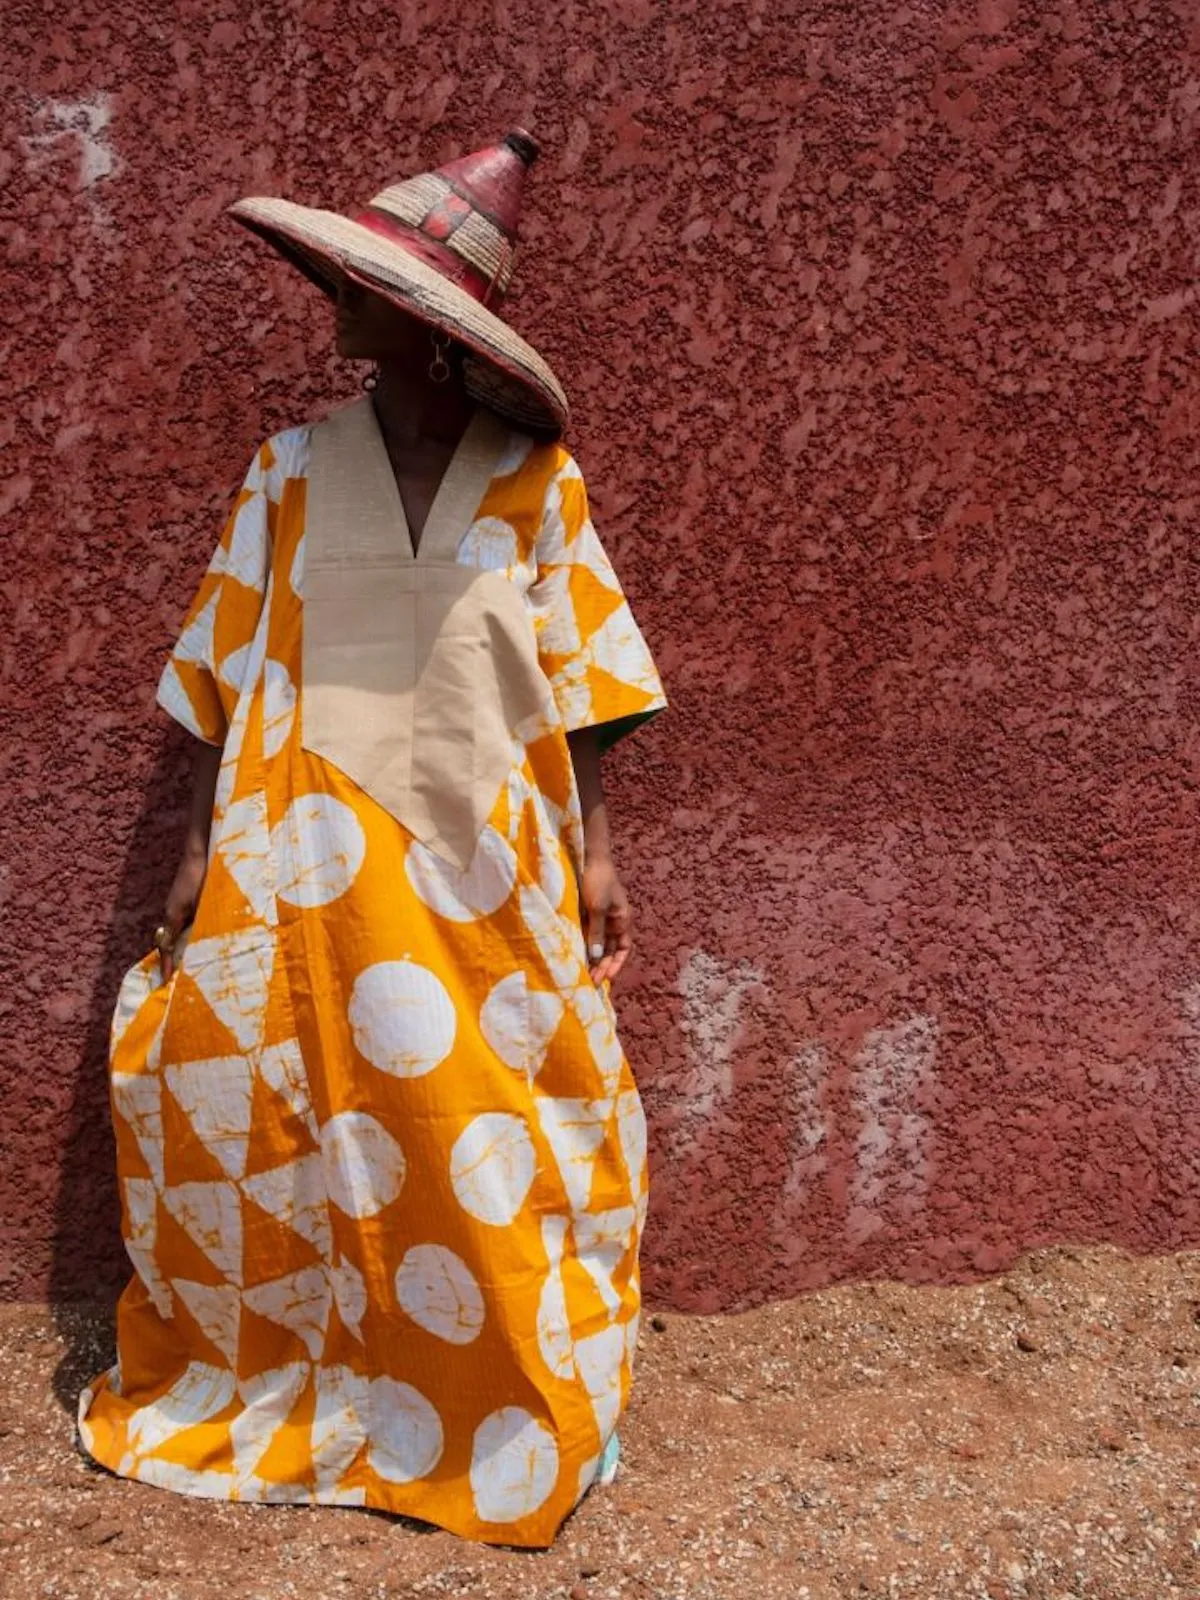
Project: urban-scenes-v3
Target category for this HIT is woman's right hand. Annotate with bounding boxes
[159,842,208,980]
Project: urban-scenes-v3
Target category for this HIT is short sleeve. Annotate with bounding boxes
[155,440,280,745]
[528,451,667,751]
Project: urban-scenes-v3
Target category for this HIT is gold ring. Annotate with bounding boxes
[152,923,176,953]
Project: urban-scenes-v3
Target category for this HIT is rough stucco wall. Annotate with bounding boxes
[4,0,1200,1309]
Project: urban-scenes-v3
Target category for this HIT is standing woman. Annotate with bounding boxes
[80,131,666,1549]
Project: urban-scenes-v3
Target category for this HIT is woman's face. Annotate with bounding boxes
[335,277,429,362]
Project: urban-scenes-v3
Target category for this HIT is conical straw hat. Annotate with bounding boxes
[229,130,568,437]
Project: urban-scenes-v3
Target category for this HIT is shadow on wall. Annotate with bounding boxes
[49,727,193,1413]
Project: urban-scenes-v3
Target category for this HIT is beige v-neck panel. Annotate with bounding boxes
[301,398,554,869]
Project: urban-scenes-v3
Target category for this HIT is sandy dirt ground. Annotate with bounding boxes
[2,1246,1198,1600]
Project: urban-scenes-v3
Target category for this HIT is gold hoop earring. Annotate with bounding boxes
[362,364,379,392]
[429,331,451,385]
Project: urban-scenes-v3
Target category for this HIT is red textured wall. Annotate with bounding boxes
[6,1,1200,1309]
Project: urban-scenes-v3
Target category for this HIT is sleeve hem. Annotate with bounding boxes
[155,683,225,747]
[563,699,667,753]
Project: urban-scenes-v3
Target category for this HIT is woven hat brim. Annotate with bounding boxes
[228,197,569,435]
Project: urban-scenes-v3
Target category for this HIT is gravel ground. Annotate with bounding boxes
[2,1245,1198,1599]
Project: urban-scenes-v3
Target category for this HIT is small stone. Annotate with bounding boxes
[570,1586,590,1600]
[580,1564,602,1578]
[651,1314,668,1333]
[1015,1330,1039,1353]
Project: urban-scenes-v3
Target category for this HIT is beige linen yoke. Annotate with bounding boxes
[302,397,555,869]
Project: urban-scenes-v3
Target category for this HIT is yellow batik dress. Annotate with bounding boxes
[79,401,666,1548]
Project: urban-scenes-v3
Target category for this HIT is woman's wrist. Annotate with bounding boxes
[181,830,210,863]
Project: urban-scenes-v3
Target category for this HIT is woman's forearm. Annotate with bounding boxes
[185,740,223,857]
[567,726,633,979]
[567,727,612,865]
[161,739,223,963]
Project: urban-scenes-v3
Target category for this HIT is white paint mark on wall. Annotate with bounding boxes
[670,951,940,1244]
[676,950,763,1119]
[777,1040,830,1203]
[23,94,119,230]
[768,1039,830,1250]
[849,1014,939,1233]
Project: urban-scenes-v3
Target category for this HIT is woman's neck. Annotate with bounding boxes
[371,360,473,452]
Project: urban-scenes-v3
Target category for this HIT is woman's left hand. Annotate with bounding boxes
[581,857,633,985]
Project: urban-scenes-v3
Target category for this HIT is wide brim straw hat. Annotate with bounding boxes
[228,130,568,437]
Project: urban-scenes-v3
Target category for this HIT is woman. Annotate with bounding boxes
[79,131,666,1549]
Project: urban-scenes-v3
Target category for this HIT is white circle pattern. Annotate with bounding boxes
[480,973,528,1072]
[470,1406,559,1522]
[274,794,366,907]
[321,1111,406,1219]
[449,1112,537,1226]
[348,960,457,1079]
[405,826,517,922]
[367,1376,444,1483]
[395,1244,485,1345]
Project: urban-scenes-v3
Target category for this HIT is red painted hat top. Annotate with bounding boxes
[350,130,540,308]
